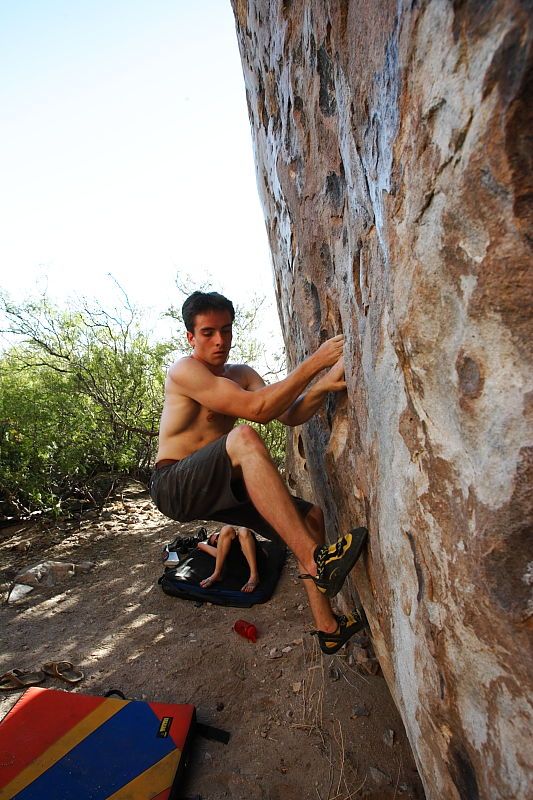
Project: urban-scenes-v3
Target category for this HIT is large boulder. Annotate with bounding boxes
[231,1,533,798]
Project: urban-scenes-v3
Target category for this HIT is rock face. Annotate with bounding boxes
[231,2,533,798]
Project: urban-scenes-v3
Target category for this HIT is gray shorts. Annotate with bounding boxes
[150,434,313,542]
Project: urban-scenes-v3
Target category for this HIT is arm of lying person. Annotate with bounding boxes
[197,541,217,557]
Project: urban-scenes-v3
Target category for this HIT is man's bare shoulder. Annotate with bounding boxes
[168,356,213,383]
[168,355,205,379]
[225,362,254,377]
[225,363,265,389]
[167,358,262,394]
[166,356,209,392]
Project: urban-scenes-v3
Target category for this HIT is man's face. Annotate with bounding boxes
[187,309,233,367]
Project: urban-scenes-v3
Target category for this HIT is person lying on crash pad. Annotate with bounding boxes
[197,525,259,593]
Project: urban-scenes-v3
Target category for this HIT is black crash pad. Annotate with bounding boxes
[159,536,286,608]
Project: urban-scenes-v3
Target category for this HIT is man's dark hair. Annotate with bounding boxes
[182,291,235,333]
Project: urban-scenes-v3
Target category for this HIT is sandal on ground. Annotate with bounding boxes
[311,610,369,655]
[42,661,84,684]
[299,527,368,598]
[0,669,45,690]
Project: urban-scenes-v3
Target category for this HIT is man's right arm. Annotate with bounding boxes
[172,335,344,424]
[277,358,346,426]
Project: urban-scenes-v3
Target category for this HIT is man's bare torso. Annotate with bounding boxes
[155,357,254,461]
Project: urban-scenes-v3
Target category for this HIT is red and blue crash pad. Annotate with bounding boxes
[0,687,196,799]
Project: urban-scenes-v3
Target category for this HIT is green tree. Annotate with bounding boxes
[0,288,175,517]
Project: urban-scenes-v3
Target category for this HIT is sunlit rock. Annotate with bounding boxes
[231,2,533,798]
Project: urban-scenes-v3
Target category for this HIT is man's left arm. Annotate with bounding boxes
[245,358,346,427]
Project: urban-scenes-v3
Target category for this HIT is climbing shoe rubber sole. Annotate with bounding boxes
[312,610,369,655]
[300,527,368,599]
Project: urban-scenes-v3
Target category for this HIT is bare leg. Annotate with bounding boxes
[226,426,318,575]
[298,506,337,633]
[200,526,236,588]
[236,527,260,592]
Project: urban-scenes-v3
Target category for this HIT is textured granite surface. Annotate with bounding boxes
[231,2,533,797]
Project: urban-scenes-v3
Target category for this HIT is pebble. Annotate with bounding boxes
[291,681,302,693]
[8,585,34,603]
[281,646,292,654]
[350,704,370,718]
[12,540,31,553]
[76,561,95,574]
[353,645,368,663]
[369,766,391,786]
[383,728,395,747]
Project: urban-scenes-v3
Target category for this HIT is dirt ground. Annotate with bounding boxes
[1,483,425,800]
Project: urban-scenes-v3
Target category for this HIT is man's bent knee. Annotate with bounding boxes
[227,424,267,461]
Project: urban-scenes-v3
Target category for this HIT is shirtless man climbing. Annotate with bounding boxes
[151,291,368,654]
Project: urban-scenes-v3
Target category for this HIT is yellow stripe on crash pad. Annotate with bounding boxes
[106,748,182,800]
[1,698,127,799]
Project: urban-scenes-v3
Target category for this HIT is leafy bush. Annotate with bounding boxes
[0,292,174,517]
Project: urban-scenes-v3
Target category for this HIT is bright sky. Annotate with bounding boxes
[0,0,278,340]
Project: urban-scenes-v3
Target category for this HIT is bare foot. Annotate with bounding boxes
[241,575,259,593]
[201,573,221,588]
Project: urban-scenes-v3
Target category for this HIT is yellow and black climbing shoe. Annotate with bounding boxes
[300,527,368,598]
[311,610,368,655]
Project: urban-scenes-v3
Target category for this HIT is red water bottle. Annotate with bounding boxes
[233,619,258,643]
